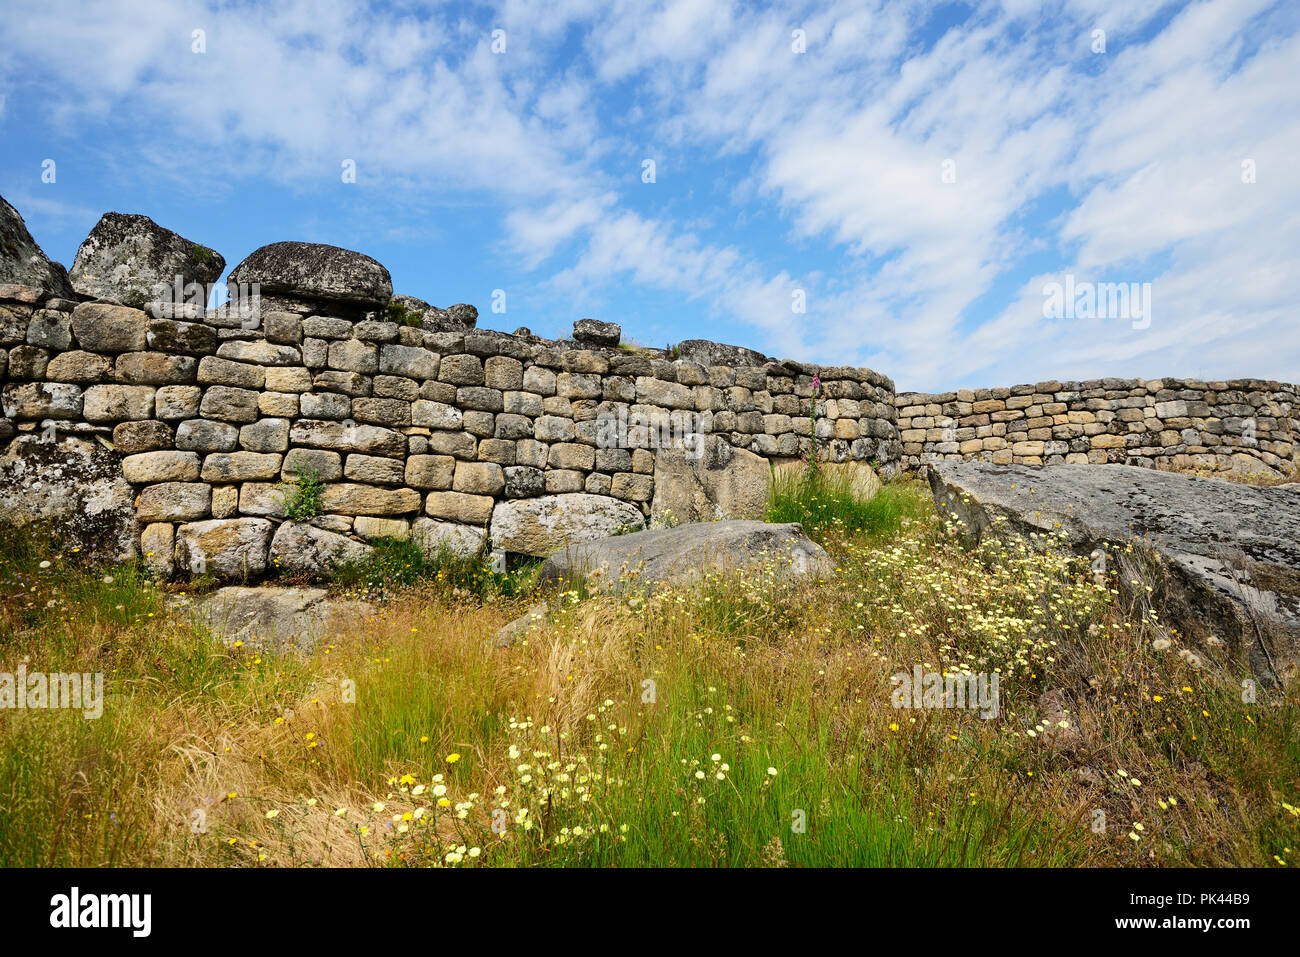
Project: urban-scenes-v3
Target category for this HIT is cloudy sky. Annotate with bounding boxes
[1,0,1296,391]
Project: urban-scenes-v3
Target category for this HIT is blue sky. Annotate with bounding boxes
[2,0,1297,391]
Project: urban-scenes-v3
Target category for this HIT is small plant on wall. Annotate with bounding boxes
[277,461,325,521]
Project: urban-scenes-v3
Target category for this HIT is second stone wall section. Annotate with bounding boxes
[894,377,1298,478]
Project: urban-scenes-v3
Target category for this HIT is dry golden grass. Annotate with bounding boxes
[2,487,1297,867]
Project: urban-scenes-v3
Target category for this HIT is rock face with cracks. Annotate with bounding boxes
[0,194,77,299]
[538,519,832,593]
[228,241,393,308]
[927,462,1300,686]
[184,586,373,650]
[69,212,225,308]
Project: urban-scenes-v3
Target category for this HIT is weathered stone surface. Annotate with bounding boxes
[239,417,290,453]
[0,194,77,298]
[282,449,343,482]
[299,391,351,419]
[928,462,1300,685]
[353,516,410,540]
[676,339,770,368]
[70,302,149,352]
[344,452,405,485]
[379,343,439,380]
[147,317,218,355]
[649,433,769,524]
[176,417,239,453]
[141,522,175,579]
[237,482,287,518]
[539,519,832,592]
[453,460,504,496]
[573,318,620,347]
[351,396,410,427]
[0,435,137,559]
[198,355,265,389]
[201,451,282,482]
[489,493,645,557]
[212,485,240,518]
[83,384,155,422]
[319,483,421,515]
[269,521,372,577]
[175,517,272,580]
[504,464,545,498]
[122,450,200,483]
[425,490,495,525]
[263,366,314,393]
[411,517,487,558]
[405,454,455,490]
[217,340,302,366]
[439,354,484,386]
[411,399,463,430]
[188,585,373,649]
[199,386,260,423]
[155,385,203,420]
[46,351,112,383]
[2,381,83,420]
[289,419,406,457]
[135,482,211,522]
[228,242,392,308]
[69,212,224,308]
[114,351,197,385]
[327,339,378,374]
[7,344,49,379]
[113,419,174,454]
[26,310,72,350]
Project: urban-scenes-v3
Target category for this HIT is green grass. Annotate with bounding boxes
[765,466,930,544]
[2,486,1297,869]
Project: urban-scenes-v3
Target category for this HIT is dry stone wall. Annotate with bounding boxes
[894,378,1299,479]
[7,197,1296,582]
[0,283,897,579]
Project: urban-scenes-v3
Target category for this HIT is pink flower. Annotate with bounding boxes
[811,375,821,391]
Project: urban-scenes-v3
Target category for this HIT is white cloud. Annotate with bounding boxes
[1,0,1296,391]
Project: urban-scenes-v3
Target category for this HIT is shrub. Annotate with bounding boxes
[383,301,422,326]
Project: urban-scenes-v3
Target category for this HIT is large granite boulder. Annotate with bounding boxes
[538,519,832,593]
[0,435,136,560]
[175,517,273,581]
[489,493,645,557]
[573,318,620,347]
[269,521,373,577]
[69,212,225,308]
[411,517,486,559]
[185,585,373,650]
[928,462,1300,686]
[0,194,76,300]
[675,338,769,368]
[228,241,392,308]
[651,433,770,525]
